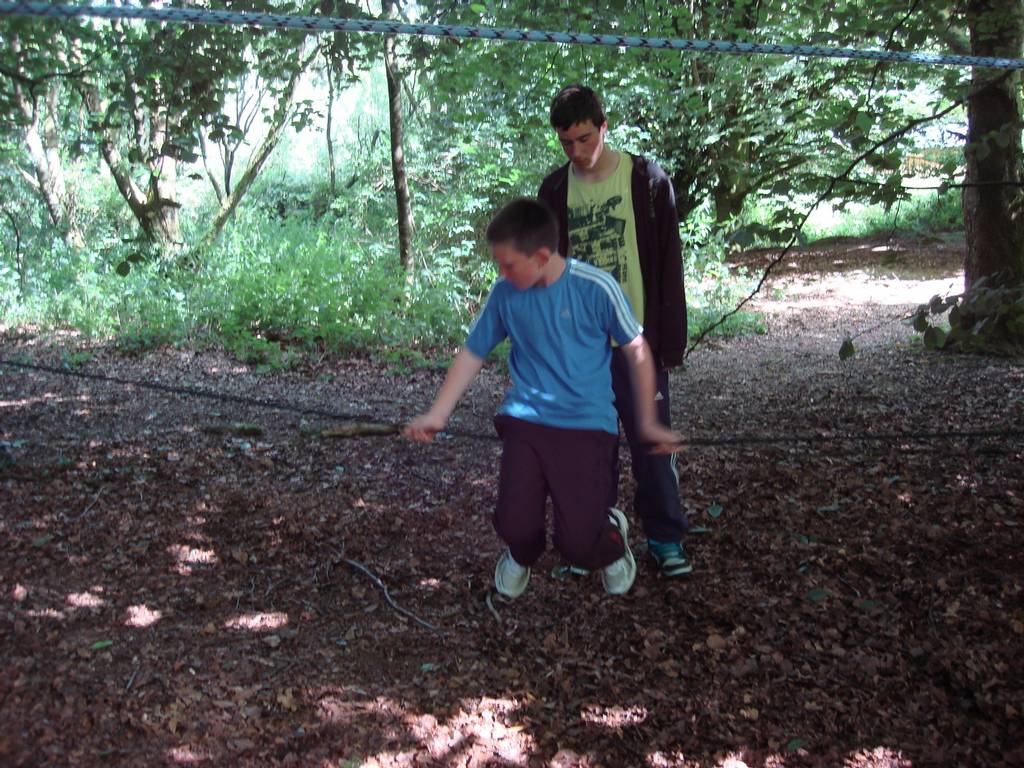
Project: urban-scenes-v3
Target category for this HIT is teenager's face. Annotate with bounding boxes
[555,119,607,172]
[490,242,548,291]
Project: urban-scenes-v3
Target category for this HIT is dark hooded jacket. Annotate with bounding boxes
[538,154,688,368]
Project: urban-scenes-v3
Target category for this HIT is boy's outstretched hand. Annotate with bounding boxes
[638,421,685,455]
[402,412,447,443]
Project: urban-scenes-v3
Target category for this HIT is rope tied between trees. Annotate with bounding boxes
[2,1,1024,71]
[2,357,1022,452]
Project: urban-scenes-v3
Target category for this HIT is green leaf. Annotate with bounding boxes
[805,587,828,603]
[32,534,53,548]
[115,261,132,277]
[927,295,943,313]
[912,313,930,333]
[816,503,840,514]
[838,338,855,360]
[707,504,724,518]
[90,640,113,651]
[923,325,947,349]
[730,226,755,248]
[785,739,809,752]
[469,3,486,11]
[854,112,873,133]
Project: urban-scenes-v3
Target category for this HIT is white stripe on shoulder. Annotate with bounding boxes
[568,260,641,335]
[467,279,504,335]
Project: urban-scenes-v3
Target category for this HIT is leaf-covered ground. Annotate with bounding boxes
[2,236,1023,768]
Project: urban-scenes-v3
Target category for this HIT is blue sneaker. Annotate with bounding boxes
[648,539,693,577]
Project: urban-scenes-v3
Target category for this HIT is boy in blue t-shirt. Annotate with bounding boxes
[403,198,681,598]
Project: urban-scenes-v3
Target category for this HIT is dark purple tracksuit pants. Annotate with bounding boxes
[609,347,689,543]
[493,415,626,570]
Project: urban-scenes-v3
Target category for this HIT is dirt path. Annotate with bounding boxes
[2,237,1022,767]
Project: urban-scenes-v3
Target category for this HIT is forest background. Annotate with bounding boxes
[1,0,1022,364]
[3,4,1024,765]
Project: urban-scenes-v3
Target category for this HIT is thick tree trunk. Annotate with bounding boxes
[963,0,1024,289]
[11,43,83,248]
[713,169,749,224]
[383,1,415,276]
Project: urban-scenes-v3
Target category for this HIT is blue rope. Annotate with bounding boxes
[2,1,1022,71]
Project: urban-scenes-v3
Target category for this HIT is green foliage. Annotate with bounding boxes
[839,337,857,360]
[6,0,1013,367]
[681,203,766,340]
[803,187,963,242]
[908,279,1024,356]
[187,209,482,362]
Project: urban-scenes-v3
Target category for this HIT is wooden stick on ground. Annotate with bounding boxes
[321,422,399,438]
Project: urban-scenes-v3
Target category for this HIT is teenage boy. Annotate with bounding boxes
[538,84,692,577]
[403,197,682,598]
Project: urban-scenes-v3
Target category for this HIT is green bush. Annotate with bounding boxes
[908,278,1024,356]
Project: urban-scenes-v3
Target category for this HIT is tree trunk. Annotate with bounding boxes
[963,0,1024,289]
[2,207,26,298]
[383,1,415,277]
[326,58,337,199]
[10,38,83,248]
[199,46,317,250]
[713,169,749,224]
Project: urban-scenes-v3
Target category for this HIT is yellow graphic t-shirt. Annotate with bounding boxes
[566,151,643,325]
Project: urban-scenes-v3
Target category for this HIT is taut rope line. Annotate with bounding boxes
[2,357,1022,451]
[2,2,1023,71]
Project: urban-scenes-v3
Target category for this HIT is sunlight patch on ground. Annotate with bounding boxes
[0,394,66,409]
[166,745,212,764]
[844,746,913,766]
[224,612,289,631]
[168,544,218,575]
[125,604,163,627]
[644,745,913,768]
[317,695,535,767]
[25,607,66,620]
[580,703,648,727]
[764,271,964,310]
[66,591,105,609]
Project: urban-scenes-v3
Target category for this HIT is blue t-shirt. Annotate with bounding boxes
[465,258,641,434]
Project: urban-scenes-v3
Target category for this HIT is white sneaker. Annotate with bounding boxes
[601,507,636,595]
[494,549,530,598]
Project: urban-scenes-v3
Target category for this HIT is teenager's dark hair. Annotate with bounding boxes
[549,84,606,131]
[486,197,559,255]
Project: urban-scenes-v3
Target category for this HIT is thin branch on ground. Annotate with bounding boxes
[335,553,444,637]
[124,665,140,693]
[69,487,105,522]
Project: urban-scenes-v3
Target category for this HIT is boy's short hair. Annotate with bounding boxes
[486,198,559,256]
[549,84,607,131]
